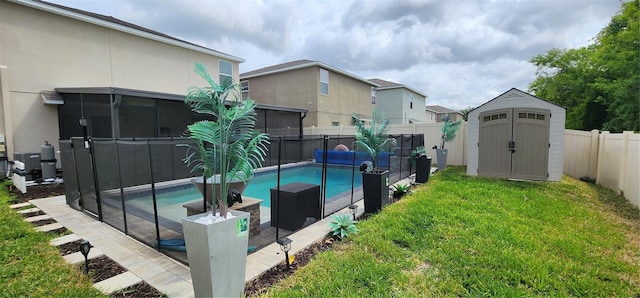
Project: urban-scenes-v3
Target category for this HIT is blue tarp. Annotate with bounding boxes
[313,150,392,168]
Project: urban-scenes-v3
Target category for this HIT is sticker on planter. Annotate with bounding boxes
[237,217,249,238]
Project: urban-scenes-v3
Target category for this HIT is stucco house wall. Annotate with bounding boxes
[241,60,377,127]
[0,0,242,158]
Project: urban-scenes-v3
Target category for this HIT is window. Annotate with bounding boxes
[320,69,329,95]
[332,121,340,127]
[410,93,414,109]
[219,60,232,85]
[241,81,249,93]
[371,87,376,104]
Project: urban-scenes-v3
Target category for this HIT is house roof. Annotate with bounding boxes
[10,0,244,63]
[368,78,427,98]
[425,105,462,114]
[240,59,378,87]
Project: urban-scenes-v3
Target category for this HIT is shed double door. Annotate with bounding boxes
[478,108,550,180]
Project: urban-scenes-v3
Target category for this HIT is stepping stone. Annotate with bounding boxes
[51,234,81,246]
[35,222,63,233]
[17,207,40,214]
[25,214,53,223]
[63,248,103,264]
[9,202,31,209]
[94,271,142,294]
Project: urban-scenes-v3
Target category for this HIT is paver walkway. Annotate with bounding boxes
[26,172,425,297]
[28,194,367,297]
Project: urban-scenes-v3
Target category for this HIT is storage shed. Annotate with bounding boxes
[467,88,566,181]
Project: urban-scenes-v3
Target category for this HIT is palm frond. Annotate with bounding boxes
[180,63,270,213]
[351,109,395,170]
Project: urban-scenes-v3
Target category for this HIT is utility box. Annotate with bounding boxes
[270,182,320,231]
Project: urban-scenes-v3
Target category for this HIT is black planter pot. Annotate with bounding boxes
[362,170,390,213]
[415,155,432,183]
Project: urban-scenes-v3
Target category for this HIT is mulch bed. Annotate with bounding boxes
[8,183,66,204]
[46,227,69,236]
[244,238,336,297]
[110,281,167,298]
[20,209,46,217]
[82,255,127,283]
[57,239,84,256]
[31,218,57,226]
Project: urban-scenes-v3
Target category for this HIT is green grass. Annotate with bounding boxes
[263,167,640,297]
[0,181,105,297]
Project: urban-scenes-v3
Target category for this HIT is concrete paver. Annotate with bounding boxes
[50,233,82,246]
[94,271,142,294]
[25,214,52,222]
[35,222,63,232]
[9,202,32,209]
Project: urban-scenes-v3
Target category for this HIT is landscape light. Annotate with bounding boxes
[348,204,358,221]
[79,240,91,275]
[277,237,292,269]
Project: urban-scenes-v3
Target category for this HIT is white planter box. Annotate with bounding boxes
[182,210,250,297]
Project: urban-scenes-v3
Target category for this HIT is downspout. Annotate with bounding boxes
[0,66,14,159]
[299,112,307,136]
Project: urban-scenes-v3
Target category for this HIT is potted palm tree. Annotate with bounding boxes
[352,109,397,213]
[433,115,462,170]
[180,62,269,297]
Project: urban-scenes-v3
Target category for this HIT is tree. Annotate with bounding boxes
[459,106,474,121]
[529,0,639,132]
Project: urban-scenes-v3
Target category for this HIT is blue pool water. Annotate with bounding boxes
[125,164,362,223]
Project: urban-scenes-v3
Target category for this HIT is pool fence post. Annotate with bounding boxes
[114,139,128,235]
[276,136,282,241]
[147,140,162,251]
[321,135,329,219]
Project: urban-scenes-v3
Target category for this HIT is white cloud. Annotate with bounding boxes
[49,0,621,111]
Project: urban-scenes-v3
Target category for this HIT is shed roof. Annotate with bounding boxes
[240,59,378,87]
[10,0,244,62]
[368,78,427,98]
[469,88,566,113]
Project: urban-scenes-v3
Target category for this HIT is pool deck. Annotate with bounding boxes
[28,193,369,297]
[28,173,422,297]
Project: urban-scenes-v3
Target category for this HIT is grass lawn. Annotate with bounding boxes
[264,167,640,297]
[0,181,105,297]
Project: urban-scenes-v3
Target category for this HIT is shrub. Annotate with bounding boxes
[328,214,358,240]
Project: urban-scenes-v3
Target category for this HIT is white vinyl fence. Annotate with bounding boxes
[564,130,639,208]
[306,125,639,208]
[304,122,468,166]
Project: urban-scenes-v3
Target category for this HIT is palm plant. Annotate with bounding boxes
[439,115,462,150]
[182,63,269,218]
[351,109,397,171]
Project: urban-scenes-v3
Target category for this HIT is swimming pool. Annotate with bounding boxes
[124,163,362,223]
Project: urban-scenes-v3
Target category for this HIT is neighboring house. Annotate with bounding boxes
[425,105,464,122]
[368,78,429,124]
[240,60,379,127]
[0,0,305,164]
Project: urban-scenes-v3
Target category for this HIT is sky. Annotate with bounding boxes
[48,0,622,111]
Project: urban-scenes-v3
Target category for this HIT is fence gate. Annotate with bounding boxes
[478,108,550,180]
